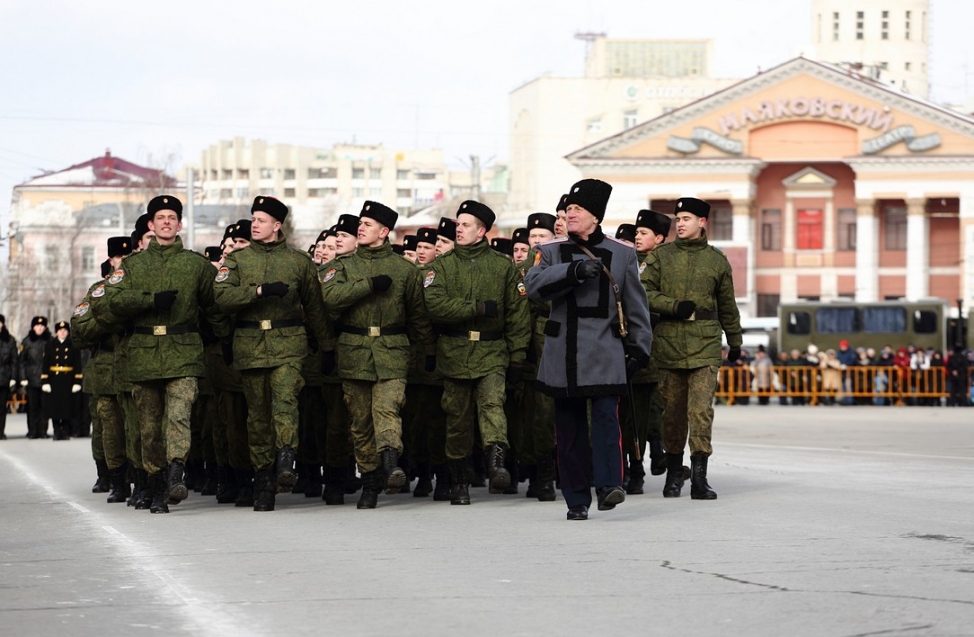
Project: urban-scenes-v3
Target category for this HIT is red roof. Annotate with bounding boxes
[21,150,176,188]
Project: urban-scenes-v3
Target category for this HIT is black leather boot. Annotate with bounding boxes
[536,454,557,502]
[275,446,297,493]
[648,437,666,476]
[127,469,142,507]
[216,466,238,504]
[449,459,470,505]
[432,463,451,501]
[253,467,276,511]
[303,464,322,498]
[135,470,153,509]
[291,462,309,494]
[412,460,433,498]
[200,461,218,496]
[184,458,203,492]
[234,468,255,507]
[322,467,345,505]
[166,460,188,503]
[524,464,539,498]
[149,474,169,514]
[486,444,511,493]
[356,470,381,509]
[381,448,406,493]
[343,459,362,494]
[626,456,645,495]
[106,464,131,503]
[690,454,718,500]
[92,459,110,493]
[663,453,685,498]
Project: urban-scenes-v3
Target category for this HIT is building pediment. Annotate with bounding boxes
[782,167,837,189]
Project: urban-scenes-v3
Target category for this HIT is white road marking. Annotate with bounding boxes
[721,441,974,461]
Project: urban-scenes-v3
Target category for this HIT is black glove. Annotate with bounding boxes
[321,350,336,375]
[506,364,523,385]
[674,300,696,320]
[625,350,648,380]
[573,259,602,281]
[727,346,742,363]
[476,300,498,318]
[221,342,234,366]
[370,275,392,292]
[154,290,178,310]
[424,355,437,373]
[261,281,290,298]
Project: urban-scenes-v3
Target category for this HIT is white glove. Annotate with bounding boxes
[71,384,81,393]
[8,380,14,389]
[20,380,28,387]
[41,384,51,393]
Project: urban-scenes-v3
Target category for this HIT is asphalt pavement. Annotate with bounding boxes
[1,406,972,637]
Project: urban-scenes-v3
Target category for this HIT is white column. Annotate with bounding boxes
[783,199,796,253]
[961,193,974,312]
[855,199,879,302]
[905,198,929,300]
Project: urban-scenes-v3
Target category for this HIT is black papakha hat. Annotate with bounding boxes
[564,179,612,222]
[635,209,672,238]
[392,244,405,256]
[315,230,328,244]
[416,226,437,246]
[402,235,418,251]
[556,194,569,213]
[490,237,513,256]
[204,246,222,262]
[223,223,236,240]
[31,316,48,327]
[252,196,288,222]
[335,214,360,236]
[615,224,636,243]
[527,212,556,234]
[437,217,457,242]
[230,219,252,241]
[456,200,495,231]
[134,213,151,240]
[511,228,530,246]
[674,197,711,219]
[100,259,111,278]
[54,320,69,332]
[107,236,132,258]
[147,195,183,220]
[360,201,398,230]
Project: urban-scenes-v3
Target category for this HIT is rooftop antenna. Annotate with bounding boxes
[574,31,606,58]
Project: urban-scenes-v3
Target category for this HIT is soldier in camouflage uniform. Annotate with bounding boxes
[434,217,456,257]
[214,196,334,512]
[620,209,671,495]
[320,202,434,509]
[423,201,530,505]
[105,196,231,514]
[641,197,742,500]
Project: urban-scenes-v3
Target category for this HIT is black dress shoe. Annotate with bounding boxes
[567,506,589,521]
[597,486,625,511]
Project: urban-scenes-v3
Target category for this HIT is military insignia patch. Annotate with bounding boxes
[108,269,125,285]
[533,251,542,267]
[423,271,435,288]
[215,267,229,283]
[323,268,337,283]
[73,302,90,317]
[92,285,105,298]
[638,262,646,275]
[517,282,527,297]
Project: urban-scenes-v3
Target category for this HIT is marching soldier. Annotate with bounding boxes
[402,235,418,263]
[423,201,530,505]
[435,217,457,257]
[214,195,334,512]
[641,197,742,500]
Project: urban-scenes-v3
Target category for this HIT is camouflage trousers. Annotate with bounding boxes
[442,371,508,461]
[342,378,406,473]
[402,383,447,466]
[658,366,718,457]
[213,389,250,470]
[88,396,105,463]
[619,382,664,458]
[241,363,304,471]
[93,395,125,470]
[320,383,352,469]
[118,391,142,471]
[131,377,199,475]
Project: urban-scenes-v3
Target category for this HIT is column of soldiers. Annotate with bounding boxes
[68,183,740,520]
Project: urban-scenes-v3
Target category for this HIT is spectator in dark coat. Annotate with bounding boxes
[40,321,84,440]
[0,314,19,439]
[19,316,51,438]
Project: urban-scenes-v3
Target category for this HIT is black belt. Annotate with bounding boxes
[133,325,199,336]
[437,326,503,342]
[338,324,406,337]
[662,310,719,322]
[236,319,304,331]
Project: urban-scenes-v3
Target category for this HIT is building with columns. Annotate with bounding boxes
[565,57,974,319]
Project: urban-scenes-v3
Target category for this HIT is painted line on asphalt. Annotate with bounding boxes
[721,441,974,461]
[0,447,261,637]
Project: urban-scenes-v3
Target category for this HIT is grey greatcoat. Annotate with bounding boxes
[523,228,652,398]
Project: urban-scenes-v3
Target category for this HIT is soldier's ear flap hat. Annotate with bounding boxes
[335,214,360,236]
[615,224,636,243]
[527,212,556,234]
[31,316,48,327]
[564,179,612,222]
[231,219,252,240]
[556,194,569,213]
[416,226,438,246]
[147,195,183,220]
[675,197,711,219]
[107,236,132,258]
[457,200,495,231]
[490,237,513,256]
[511,228,530,246]
[204,246,223,262]
[635,209,673,238]
[134,213,151,240]
[54,320,70,332]
[252,196,288,223]
[437,217,457,242]
[360,201,398,230]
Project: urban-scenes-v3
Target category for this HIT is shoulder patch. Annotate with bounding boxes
[215,266,230,283]
[423,270,436,288]
[517,281,527,297]
[91,284,106,298]
[638,262,647,275]
[322,268,337,283]
[108,269,125,285]
[73,302,90,317]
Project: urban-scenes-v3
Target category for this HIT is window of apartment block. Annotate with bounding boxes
[44,245,59,271]
[397,189,411,198]
[905,10,911,39]
[884,207,907,250]
[416,172,436,180]
[81,246,95,271]
[352,187,364,197]
[352,168,365,179]
[623,110,638,129]
[219,188,232,199]
[708,206,733,241]
[796,209,823,250]
[237,169,249,179]
[760,209,781,251]
[258,188,274,195]
[369,168,382,179]
[209,169,218,180]
[396,169,409,180]
[259,168,274,179]
[856,11,864,40]
[756,294,780,318]
[283,169,295,180]
[221,169,232,179]
[833,11,840,40]
[236,188,249,199]
[308,189,322,198]
[881,10,888,39]
[905,61,912,71]
[369,187,381,197]
[283,188,295,198]
[837,208,857,251]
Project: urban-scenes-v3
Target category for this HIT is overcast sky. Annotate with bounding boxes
[1,0,971,237]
